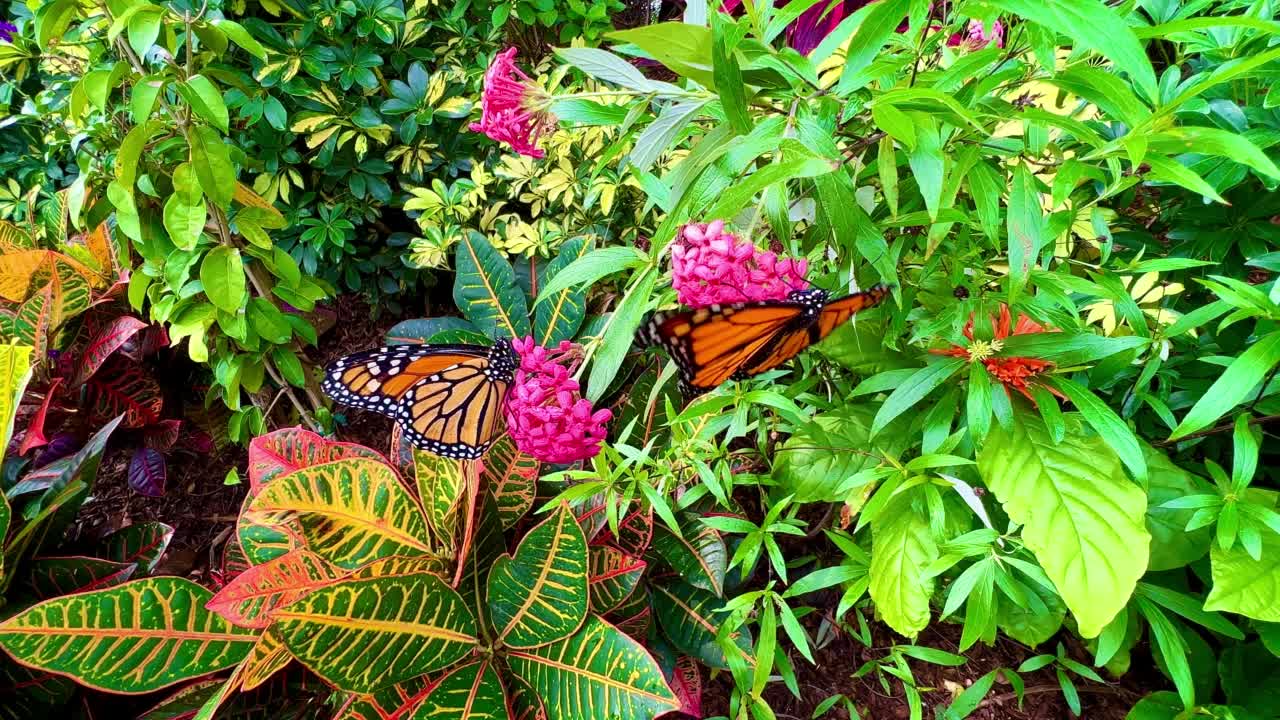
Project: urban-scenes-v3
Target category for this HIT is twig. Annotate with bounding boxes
[1153,413,1280,446]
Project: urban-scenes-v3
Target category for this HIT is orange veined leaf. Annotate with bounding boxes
[483,434,539,530]
[274,572,479,693]
[237,626,292,692]
[588,546,646,616]
[206,549,342,629]
[244,457,432,570]
[487,504,589,649]
[651,581,755,671]
[385,659,507,720]
[0,577,257,694]
[352,554,452,580]
[246,427,391,495]
[505,616,678,720]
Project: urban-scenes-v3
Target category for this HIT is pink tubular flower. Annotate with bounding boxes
[504,337,612,464]
[948,19,1005,50]
[670,220,809,308]
[469,48,556,159]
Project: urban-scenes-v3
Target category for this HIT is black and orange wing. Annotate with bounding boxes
[322,344,492,419]
[641,303,805,391]
[735,285,891,378]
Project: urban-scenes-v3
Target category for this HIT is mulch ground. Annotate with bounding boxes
[72,293,1171,718]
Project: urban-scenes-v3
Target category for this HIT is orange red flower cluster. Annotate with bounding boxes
[934,305,1060,402]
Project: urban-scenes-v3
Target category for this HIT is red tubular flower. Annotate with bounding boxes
[469,48,556,159]
[670,220,809,309]
[504,337,612,464]
[933,304,1060,402]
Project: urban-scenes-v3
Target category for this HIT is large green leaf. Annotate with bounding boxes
[189,126,235,208]
[652,524,727,597]
[275,572,478,693]
[488,504,589,648]
[978,412,1150,637]
[1144,447,1213,571]
[453,231,530,339]
[868,486,937,638]
[391,659,508,719]
[245,457,432,570]
[200,246,246,313]
[1205,530,1280,622]
[535,236,592,346]
[775,404,908,503]
[1169,331,1280,439]
[0,343,32,470]
[0,577,256,693]
[413,449,467,556]
[651,580,753,670]
[506,616,678,720]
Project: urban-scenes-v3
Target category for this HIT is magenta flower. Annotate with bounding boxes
[0,20,16,43]
[504,337,612,464]
[948,19,1004,50]
[469,47,556,159]
[670,220,809,309]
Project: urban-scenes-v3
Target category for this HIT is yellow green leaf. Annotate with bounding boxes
[488,504,589,648]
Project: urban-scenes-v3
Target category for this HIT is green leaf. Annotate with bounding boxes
[871,358,966,437]
[1169,331,1280,440]
[652,524,727,596]
[199,246,245,313]
[163,194,206,251]
[0,577,255,693]
[588,546,645,616]
[535,247,646,306]
[652,581,753,670]
[608,23,713,88]
[388,659,507,719]
[484,434,539,530]
[453,231,530,339]
[506,615,679,720]
[103,521,174,574]
[180,75,230,134]
[1143,448,1212,571]
[907,115,943,220]
[36,0,77,50]
[554,47,667,92]
[550,99,631,126]
[128,7,164,58]
[1204,529,1280,622]
[1148,127,1280,181]
[1144,155,1227,204]
[706,152,835,221]
[985,0,1157,100]
[1007,164,1046,302]
[115,122,153,188]
[188,126,235,209]
[488,505,589,648]
[244,457,432,570]
[275,572,478,693]
[210,19,267,60]
[869,487,937,638]
[1045,377,1146,483]
[997,332,1147,367]
[587,267,655,402]
[978,412,1149,637]
[711,13,750,135]
[837,0,911,93]
[629,99,708,173]
[535,236,592,345]
[774,404,908,503]
[131,76,165,124]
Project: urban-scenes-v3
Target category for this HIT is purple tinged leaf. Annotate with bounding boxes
[129,447,167,497]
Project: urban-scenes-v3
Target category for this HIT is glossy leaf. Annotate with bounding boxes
[1205,529,1280,622]
[275,572,479,693]
[245,457,432,569]
[453,231,530,339]
[534,236,592,346]
[129,446,168,497]
[238,627,292,692]
[484,434,539,530]
[455,490,506,634]
[247,427,389,494]
[869,486,937,638]
[84,357,163,427]
[588,546,646,616]
[652,525,727,597]
[978,412,1149,637]
[104,521,174,574]
[0,577,256,693]
[506,616,678,720]
[391,659,508,720]
[206,549,341,629]
[413,449,467,555]
[27,555,137,598]
[1144,447,1212,571]
[652,580,753,670]
[488,504,589,648]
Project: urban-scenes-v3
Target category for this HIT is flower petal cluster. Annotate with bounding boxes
[504,337,612,463]
[671,220,809,308]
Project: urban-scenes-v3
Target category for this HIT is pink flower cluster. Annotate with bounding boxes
[671,220,809,308]
[948,19,1005,50]
[504,337,612,464]
[469,48,556,159]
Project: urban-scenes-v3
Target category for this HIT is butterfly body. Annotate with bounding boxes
[641,285,890,392]
[322,340,518,459]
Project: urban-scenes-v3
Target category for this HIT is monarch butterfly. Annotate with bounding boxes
[321,340,518,459]
[640,285,891,392]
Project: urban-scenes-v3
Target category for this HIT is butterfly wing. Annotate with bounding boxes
[735,285,891,378]
[323,342,517,459]
[642,303,805,391]
[322,344,491,419]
